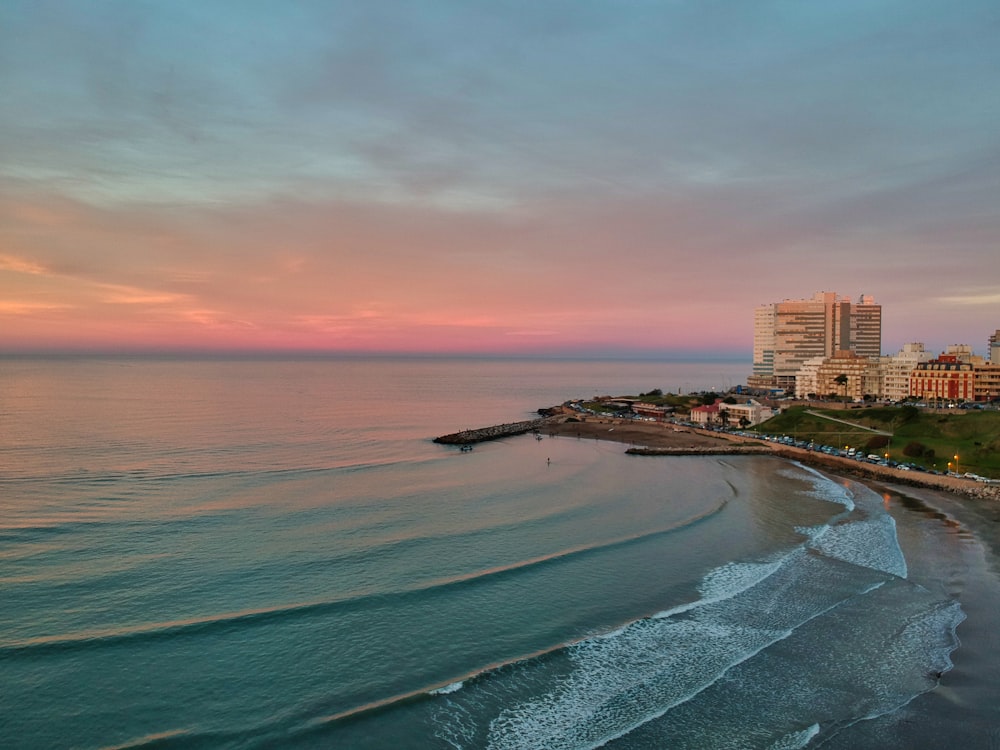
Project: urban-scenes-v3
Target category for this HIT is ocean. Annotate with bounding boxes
[0,357,987,749]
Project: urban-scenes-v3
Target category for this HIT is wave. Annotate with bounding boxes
[0,498,729,658]
[476,551,890,750]
[422,476,939,749]
[0,449,442,489]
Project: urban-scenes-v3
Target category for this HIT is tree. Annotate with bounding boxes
[834,373,849,402]
[739,416,751,429]
[719,409,731,429]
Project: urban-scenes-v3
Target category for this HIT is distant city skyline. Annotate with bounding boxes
[2,1,998,357]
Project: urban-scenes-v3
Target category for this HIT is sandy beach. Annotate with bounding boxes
[545,414,1000,746]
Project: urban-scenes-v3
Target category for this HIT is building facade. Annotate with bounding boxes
[909,355,975,402]
[750,292,881,390]
[974,364,1000,402]
[878,343,935,402]
[815,351,880,401]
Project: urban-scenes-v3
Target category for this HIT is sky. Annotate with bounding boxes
[2,0,999,359]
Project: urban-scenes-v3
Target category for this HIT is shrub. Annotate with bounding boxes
[903,441,927,457]
[865,435,890,451]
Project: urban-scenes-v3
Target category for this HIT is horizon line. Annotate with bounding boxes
[0,347,752,363]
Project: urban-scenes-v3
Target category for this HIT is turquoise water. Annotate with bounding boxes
[0,358,965,748]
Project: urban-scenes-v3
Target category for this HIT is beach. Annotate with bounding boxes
[543,414,1000,746]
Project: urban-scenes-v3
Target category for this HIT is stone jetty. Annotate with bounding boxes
[434,419,546,445]
[626,445,773,456]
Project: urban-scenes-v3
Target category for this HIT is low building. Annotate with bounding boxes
[689,402,721,425]
[632,402,674,421]
[690,399,772,427]
[719,399,773,427]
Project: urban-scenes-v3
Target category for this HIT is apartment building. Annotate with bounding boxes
[814,351,880,401]
[974,364,1000,402]
[909,355,975,402]
[750,292,881,390]
[878,343,935,402]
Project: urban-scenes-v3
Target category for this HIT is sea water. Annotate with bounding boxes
[0,358,964,749]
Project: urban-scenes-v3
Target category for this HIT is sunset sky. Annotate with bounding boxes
[2,1,998,358]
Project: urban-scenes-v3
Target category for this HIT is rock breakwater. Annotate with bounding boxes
[434,419,546,445]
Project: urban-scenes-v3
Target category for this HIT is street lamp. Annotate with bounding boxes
[948,461,953,475]
[954,454,960,474]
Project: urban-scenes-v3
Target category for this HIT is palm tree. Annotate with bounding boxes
[834,373,849,403]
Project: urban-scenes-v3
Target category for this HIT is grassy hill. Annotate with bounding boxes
[754,406,1000,477]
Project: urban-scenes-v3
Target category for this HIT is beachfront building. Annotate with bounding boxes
[751,304,777,387]
[749,292,882,390]
[689,402,720,426]
[909,354,975,403]
[794,356,826,399]
[877,343,936,402]
[690,399,772,427]
[974,364,1000,402]
[990,329,1000,363]
[813,351,880,401]
[632,402,673,421]
[719,399,773,427]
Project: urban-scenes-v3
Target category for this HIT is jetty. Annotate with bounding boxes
[434,419,546,445]
[626,445,773,456]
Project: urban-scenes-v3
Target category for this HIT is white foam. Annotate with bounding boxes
[431,681,464,696]
[651,557,788,620]
[782,462,855,511]
[698,559,786,601]
[485,618,790,750]
[768,723,820,749]
[809,515,907,578]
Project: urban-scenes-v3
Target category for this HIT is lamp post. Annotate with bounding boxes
[948,461,953,475]
[954,454,960,474]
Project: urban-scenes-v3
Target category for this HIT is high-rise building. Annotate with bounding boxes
[989,329,1000,363]
[750,292,882,390]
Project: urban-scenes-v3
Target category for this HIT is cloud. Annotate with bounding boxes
[0,254,49,275]
[0,300,74,315]
[0,0,998,355]
[937,292,1000,306]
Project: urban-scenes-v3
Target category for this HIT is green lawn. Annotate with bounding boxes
[754,406,1000,477]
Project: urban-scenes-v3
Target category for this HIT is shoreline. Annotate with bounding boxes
[542,414,1000,746]
[539,416,1000,503]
